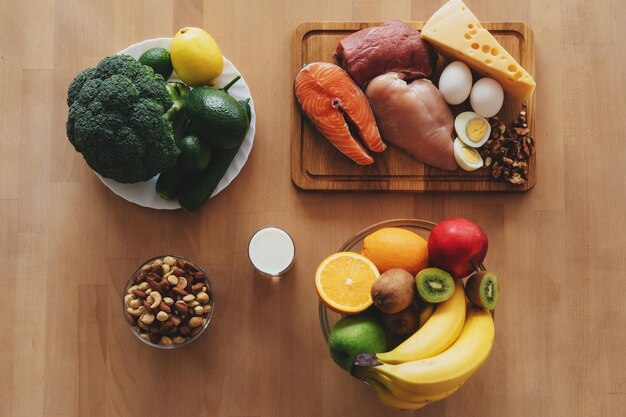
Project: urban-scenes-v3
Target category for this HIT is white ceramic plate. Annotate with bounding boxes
[95,37,256,210]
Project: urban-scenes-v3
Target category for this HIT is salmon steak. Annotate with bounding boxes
[294,62,385,165]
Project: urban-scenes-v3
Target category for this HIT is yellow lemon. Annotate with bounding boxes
[171,27,224,86]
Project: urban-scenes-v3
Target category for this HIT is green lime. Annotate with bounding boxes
[177,134,212,174]
[186,86,249,149]
[138,47,173,80]
[328,313,387,371]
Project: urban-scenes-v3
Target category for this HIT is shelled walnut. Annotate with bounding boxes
[481,105,535,185]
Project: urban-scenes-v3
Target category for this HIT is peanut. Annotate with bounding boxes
[196,292,210,304]
[140,313,155,325]
[189,317,203,328]
[156,311,169,322]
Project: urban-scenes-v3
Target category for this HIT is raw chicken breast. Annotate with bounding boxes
[334,21,437,88]
[365,72,458,171]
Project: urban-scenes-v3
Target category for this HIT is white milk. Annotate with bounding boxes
[248,227,295,276]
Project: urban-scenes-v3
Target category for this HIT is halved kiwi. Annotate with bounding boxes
[465,271,500,310]
[415,268,455,303]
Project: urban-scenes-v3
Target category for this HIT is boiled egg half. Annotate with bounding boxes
[454,111,491,148]
[453,138,484,171]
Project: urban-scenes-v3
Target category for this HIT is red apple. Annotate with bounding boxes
[427,218,488,278]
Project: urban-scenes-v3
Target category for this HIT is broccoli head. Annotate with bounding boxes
[66,54,181,183]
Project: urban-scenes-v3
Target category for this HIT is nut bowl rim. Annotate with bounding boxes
[123,254,215,350]
[318,218,487,343]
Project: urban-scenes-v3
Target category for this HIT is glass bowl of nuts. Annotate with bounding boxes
[123,255,214,349]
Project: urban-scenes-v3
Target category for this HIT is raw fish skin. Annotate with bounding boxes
[294,62,385,165]
[334,21,437,88]
[365,72,458,171]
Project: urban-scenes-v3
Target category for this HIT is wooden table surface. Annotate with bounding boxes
[1,0,624,416]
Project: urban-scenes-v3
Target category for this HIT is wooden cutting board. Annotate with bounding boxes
[291,21,536,192]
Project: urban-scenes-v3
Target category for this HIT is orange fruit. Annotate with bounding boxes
[362,228,429,275]
[315,252,380,314]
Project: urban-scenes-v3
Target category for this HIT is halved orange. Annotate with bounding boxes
[315,252,380,314]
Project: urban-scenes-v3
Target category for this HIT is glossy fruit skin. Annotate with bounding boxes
[354,306,495,396]
[171,27,224,86]
[362,228,429,275]
[138,47,173,80]
[328,313,387,371]
[186,87,249,149]
[427,218,488,278]
[376,280,466,364]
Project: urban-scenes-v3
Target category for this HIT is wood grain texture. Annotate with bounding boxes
[292,21,536,191]
[0,0,625,416]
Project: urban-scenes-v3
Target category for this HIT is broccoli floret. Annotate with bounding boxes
[66,54,181,183]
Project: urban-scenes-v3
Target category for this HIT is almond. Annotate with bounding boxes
[159,301,171,314]
[132,289,147,298]
[160,319,176,335]
[172,287,188,297]
[174,301,189,313]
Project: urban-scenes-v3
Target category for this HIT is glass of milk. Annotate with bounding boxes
[248,226,295,279]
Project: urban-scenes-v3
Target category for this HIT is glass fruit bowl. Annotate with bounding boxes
[319,218,487,342]
[123,255,215,349]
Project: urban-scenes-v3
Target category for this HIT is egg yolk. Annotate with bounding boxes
[465,118,488,143]
[462,147,480,164]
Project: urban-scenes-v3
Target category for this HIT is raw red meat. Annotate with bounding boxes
[334,21,437,88]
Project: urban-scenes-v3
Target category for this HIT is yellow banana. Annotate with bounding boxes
[366,372,461,404]
[418,301,435,327]
[364,306,495,395]
[366,378,428,410]
[376,279,466,364]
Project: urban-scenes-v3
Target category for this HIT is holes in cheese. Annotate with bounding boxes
[421,0,536,99]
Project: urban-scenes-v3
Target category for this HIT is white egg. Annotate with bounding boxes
[454,111,491,148]
[470,77,504,118]
[453,138,484,171]
[438,61,473,105]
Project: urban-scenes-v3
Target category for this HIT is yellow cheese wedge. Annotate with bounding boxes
[422,0,535,99]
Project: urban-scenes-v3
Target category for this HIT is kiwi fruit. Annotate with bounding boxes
[465,271,500,310]
[415,268,455,303]
[370,269,415,314]
[382,304,420,336]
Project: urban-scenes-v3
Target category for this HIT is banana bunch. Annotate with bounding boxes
[352,280,495,410]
